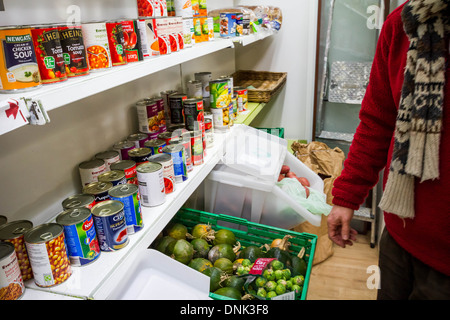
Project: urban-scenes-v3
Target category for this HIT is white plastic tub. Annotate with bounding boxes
[204,152,324,229]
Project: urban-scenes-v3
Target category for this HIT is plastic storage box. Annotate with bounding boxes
[173,207,318,300]
[256,127,285,138]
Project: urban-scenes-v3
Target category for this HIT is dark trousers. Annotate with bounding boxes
[377,228,450,300]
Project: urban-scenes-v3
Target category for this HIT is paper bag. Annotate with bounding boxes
[290,141,345,265]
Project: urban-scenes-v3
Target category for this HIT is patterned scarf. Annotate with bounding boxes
[379,0,449,218]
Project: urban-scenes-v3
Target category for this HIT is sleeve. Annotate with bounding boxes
[331,21,399,210]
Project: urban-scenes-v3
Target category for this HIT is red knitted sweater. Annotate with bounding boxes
[331,4,450,276]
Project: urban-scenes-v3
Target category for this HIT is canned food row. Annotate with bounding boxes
[137,0,208,19]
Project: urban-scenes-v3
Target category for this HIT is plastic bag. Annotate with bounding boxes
[277,178,332,216]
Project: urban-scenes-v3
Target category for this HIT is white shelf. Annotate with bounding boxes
[23,129,231,300]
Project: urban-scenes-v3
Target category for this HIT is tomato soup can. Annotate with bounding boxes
[128,147,152,166]
[55,208,100,267]
[98,170,127,186]
[58,25,89,77]
[148,153,176,194]
[110,160,138,185]
[82,181,113,204]
[109,184,143,234]
[169,93,187,125]
[24,223,72,287]
[136,99,159,134]
[79,159,107,186]
[183,98,204,132]
[210,79,230,109]
[82,21,111,72]
[136,162,166,207]
[0,242,25,300]
[30,25,67,84]
[190,130,203,165]
[128,132,150,148]
[0,220,34,282]
[162,144,187,183]
[113,140,136,160]
[144,138,166,155]
[91,200,128,252]
[62,194,95,210]
[121,20,144,63]
[0,27,41,92]
[187,80,203,99]
[95,150,120,170]
[105,21,127,66]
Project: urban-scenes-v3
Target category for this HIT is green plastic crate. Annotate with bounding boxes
[256,127,285,139]
[172,207,317,300]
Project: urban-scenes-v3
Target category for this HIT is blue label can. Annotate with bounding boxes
[162,144,187,183]
[109,183,143,234]
[91,200,128,252]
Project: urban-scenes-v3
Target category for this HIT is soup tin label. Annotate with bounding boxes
[136,162,166,206]
[148,153,176,194]
[82,22,111,71]
[109,184,143,234]
[95,150,120,170]
[0,242,25,300]
[58,25,89,77]
[78,159,106,186]
[110,160,138,185]
[105,21,127,66]
[144,138,166,155]
[121,20,144,63]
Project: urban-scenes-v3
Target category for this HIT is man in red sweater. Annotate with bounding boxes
[328,0,450,299]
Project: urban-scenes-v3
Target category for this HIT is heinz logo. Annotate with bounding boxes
[82,217,94,231]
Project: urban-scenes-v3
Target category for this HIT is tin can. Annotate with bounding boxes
[82,21,111,72]
[190,130,203,165]
[158,130,178,144]
[161,89,177,125]
[174,0,193,17]
[109,184,143,234]
[153,96,167,133]
[95,150,120,170]
[0,215,7,226]
[0,242,25,300]
[219,75,233,95]
[105,21,127,66]
[136,99,159,134]
[137,0,157,17]
[113,140,136,161]
[78,159,107,186]
[0,27,41,92]
[31,25,67,84]
[204,118,214,149]
[144,138,166,155]
[82,181,113,204]
[182,18,194,47]
[169,93,187,125]
[183,98,204,132]
[110,160,138,185]
[98,170,127,186]
[231,94,238,119]
[138,18,160,58]
[128,147,152,165]
[210,79,231,109]
[128,133,150,148]
[0,220,34,282]
[55,208,100,267]
[187,80,203,99]
[58,25,89,77]
[211,106,230,130]
[91,200,129,252]
[148,153,176,194]
[162,144,187,183]
[171,135,193,172]
[136,162,166,206]
[62,194,95,210]
[234,86,248,112]
[24,223,72,287]
[121,20,144,63]
[194,72,212,102]
[219,12,239,38]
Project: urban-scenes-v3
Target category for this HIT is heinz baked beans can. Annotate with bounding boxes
[78,159,107,186]
[97,170,127,186]
[30,25,67,84]
[113,140,136,160]
[95,150,120,171]
[148,153,176,194]
[58,25,89,77]
[0,220,34,282]
[62,194,95,210]
[0,242,25,300]
[109,184,143,234]
[55,208,101,267]
[162,144,187,183]
[82,21,111,72]
[91,200,128,252]
[136,162,166,206]
[82,181,113,204]
[0,27,41,92]
[105,21,127,66]
[110,160,138,185]
[24,223,72,287]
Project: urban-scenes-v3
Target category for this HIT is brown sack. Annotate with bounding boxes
[290,141,345,265]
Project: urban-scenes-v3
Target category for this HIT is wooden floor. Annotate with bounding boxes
[306,234,380,300]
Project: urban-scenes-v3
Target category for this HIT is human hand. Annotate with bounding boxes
[327,205,358,248]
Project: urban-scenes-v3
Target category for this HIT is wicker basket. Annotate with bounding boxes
[231,70,287,102]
